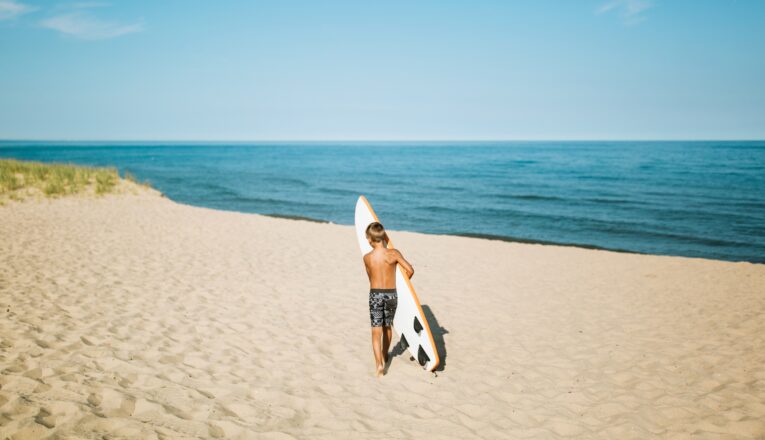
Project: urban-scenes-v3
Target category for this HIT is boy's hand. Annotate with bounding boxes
[394,249,415,280]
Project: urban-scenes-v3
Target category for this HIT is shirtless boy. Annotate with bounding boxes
[363,222,414,377]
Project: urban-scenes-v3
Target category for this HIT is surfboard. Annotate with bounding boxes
[355,196,440,372]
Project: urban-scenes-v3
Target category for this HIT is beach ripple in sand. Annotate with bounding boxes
[1,193,764,439]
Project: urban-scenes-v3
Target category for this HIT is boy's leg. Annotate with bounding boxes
[370,326,384,376]
[382,325,393,362]
[381,293,397,365]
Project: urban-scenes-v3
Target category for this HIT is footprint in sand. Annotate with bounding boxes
[87,392,102,407]
[22,367,43,380]
[34,407,56,429]
[211,402,239,419]
[208,422,225,438]
[87,389,136,418]
[162,404,193,420]
[4,363,27,374]
[33,383,52,393]
[117,374,137,388]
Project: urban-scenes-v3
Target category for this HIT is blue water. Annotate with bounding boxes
[2,141,764,263]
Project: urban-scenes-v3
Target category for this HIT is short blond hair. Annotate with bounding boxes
[365,222,385,243]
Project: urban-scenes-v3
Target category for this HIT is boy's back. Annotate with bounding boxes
[363,248,407,289]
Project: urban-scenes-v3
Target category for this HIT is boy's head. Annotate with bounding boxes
[365,222,385,244]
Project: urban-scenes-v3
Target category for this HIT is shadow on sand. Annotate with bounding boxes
[422,305,448,372]
[389,304,448,372]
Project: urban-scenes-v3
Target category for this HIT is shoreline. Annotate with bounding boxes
[4,189,762,266]
[180,201,762,266]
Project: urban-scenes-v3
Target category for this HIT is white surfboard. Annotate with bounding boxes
[355,196,440,372]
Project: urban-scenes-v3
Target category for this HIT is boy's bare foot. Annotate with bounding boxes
[375,365,385,377]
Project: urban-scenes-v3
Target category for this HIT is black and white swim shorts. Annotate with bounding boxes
[369,288,397,327]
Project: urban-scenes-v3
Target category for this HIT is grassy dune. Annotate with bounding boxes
[0,159,151,204]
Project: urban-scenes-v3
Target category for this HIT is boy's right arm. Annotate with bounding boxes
[395,250,415,279]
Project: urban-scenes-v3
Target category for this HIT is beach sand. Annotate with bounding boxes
[1,190,763,439]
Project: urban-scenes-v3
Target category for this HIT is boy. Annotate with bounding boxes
[363,222,414,377]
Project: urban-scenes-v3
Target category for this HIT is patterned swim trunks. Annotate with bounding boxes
[369,288,397,327]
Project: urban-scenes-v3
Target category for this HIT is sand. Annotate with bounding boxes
[1,191,763,439]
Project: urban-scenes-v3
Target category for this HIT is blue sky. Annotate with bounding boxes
[0,0,763,140]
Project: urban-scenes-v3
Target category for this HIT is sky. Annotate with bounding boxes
[0,0,764,141]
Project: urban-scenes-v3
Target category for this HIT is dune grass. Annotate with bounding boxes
[0,159,150,203]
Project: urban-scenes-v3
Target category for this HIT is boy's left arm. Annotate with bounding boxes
[362,253,372,280]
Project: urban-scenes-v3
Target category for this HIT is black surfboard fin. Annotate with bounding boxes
[413,316,423,334]
[417,345,430,366]
[399,334,409,351]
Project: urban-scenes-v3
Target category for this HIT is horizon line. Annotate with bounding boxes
[2,138,765,143]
